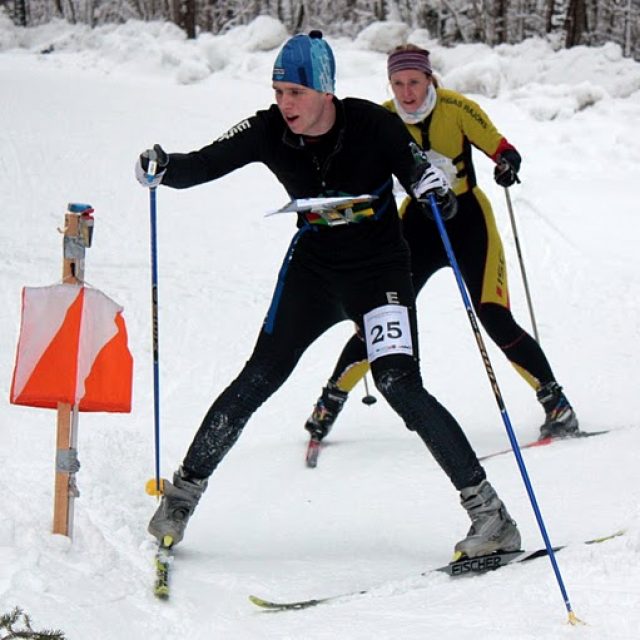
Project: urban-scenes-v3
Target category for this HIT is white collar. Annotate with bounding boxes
[393,84,437,125]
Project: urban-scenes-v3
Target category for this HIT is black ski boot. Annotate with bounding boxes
[304,382,349,441]
[537,381,579,439]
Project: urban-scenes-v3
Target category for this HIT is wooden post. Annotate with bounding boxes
[53,203,94,537]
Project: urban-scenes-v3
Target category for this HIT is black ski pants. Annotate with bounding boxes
[182,226,485,491]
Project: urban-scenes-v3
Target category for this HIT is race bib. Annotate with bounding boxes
[426,149,460,190]
[363,304,413,362]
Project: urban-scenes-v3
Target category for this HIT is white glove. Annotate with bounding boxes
[135,159,165,187]
[412,165,450,200]
[135,144,168,188]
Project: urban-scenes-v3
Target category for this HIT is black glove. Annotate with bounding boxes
[136,144,169,187]
[494,148,521,188]
[140,144,168,174]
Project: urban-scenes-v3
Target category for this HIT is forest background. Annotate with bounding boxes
[3,0,640,60]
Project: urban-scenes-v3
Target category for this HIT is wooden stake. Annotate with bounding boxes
[53,204,94,537]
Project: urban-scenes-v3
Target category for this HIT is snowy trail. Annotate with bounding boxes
[2,22,640,639]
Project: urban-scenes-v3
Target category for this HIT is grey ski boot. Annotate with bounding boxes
[148,466,208,546]
[304,382,349,441]
[454,480,521,559]
[537,381,579,440]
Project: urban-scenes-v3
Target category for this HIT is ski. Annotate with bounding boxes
[153,535,174,600]
[479,429,609,462]
[305,436,322,468]
[305,430,609,469]
[248,531,623,611]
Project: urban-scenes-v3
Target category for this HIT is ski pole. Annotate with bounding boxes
[361,373,377,405]
[147,154,162,497]
[426,190,580,625]
[504,186,540,343]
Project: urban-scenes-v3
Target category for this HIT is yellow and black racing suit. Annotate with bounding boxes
[328,88,556,394]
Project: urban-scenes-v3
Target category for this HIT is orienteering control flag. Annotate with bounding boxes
[10,284,133,412]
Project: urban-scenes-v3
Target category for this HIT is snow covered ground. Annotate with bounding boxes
[1,14,640,639]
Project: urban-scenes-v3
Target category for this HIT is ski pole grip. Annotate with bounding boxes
[147,149,159,179]
[498,158,521,185]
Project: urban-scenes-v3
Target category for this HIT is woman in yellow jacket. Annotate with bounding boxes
[304,44,578,443]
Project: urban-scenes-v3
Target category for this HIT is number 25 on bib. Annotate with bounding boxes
[363,304,413,362]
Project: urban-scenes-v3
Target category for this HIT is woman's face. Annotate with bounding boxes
[389,69,432,113]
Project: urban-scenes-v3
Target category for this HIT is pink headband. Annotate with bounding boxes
[387,50,432,78]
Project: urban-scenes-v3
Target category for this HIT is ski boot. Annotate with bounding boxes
[537,381,579,440]
[304,382,349,441]
[454,480,521,559]
[148,466,208,546]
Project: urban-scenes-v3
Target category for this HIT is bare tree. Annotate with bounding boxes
[544,0,556,31]
[495,0,508,43]
[12,0,640,59]
[13,0,28,25]
[564,0,587,46]
[176,0,196,37]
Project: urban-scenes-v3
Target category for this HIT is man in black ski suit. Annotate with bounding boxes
[135,31,521,560]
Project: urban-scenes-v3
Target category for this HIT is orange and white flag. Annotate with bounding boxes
[10,284,133,412]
